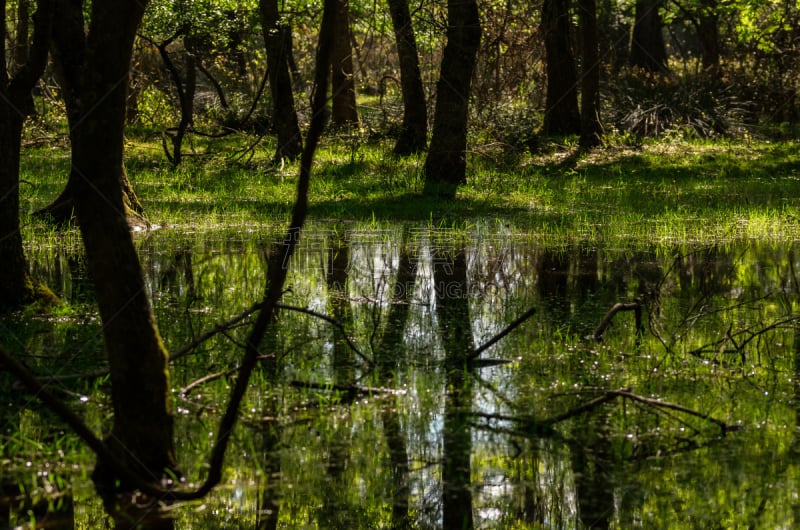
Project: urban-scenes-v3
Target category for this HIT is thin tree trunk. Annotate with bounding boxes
[579,0,603,147]
[157,35,196,166]
[65,0,177,490]
[386,0,427,155]
[0,0,56,311]
[541,0,581,135]
[259,0,303,162]
[630,0,668,73]
[422,0,481,198]
[331,0,359,126]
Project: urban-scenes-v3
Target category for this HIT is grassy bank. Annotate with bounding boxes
[18,133,800,246]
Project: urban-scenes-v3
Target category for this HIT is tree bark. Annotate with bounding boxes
[0,0,56,311]
[331,0,359,126]
[579,0,603,147]
[541,0,581,135]
[630,0,668,73]
[34,0,144,227]
[62,0,176,490]
[422,0,481,198]
[386,0,428,155]
[259,0,303,162]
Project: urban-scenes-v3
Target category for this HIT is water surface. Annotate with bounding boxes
[3,223,800,528]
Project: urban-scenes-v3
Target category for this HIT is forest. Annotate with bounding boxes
[1,0,800,528]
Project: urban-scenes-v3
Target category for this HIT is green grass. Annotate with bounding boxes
[17,130,800,249]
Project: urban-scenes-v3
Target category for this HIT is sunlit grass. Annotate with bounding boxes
[17,133,800,251]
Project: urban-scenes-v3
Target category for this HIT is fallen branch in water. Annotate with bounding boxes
[470,386,735,435]
[288,379,407,396]
[591,302,642,341]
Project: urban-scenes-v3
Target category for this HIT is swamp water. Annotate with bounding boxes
[4,222,800,529]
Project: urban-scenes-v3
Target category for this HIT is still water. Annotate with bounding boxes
[4,222,800,528]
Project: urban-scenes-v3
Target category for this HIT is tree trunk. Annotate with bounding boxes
[697,2,720,72]
[34,0,144,227]
[541,0,581,135]
[386,0,428,155]
[579,0,602,147]
[331,0,359,126]
[630,0,668,73]
[64,0,176,490]
[0,0,56,311]
[422,0,481,198]
[259,0,303,162]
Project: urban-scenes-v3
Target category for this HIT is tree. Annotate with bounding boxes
[630,0,668,72]
[156,30,197,166]
[422,0,481,198]
[62,0,177,488]
[579,0,603,147]
[386,0,427,155]
[259,0,303,162]
[0,0,56,311]
[34,0,145,226]
[331,0,359,126]
[541,0,581,135]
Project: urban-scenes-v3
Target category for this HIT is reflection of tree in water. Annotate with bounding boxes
[318,231,356,528]
[434,246,475,529]
[375,232,417,529]
[569,412,614,530]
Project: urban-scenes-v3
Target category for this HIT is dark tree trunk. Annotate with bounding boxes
[386,0,428,155]
[541,0,581,135]
[0,0,56,311]
[422,0,481,198]
[579,0,603,147]
[331,0,359,126]
[34,0,144,227]
[630,0,668,73]
[63,0,177,490]
[259,0,303,162]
